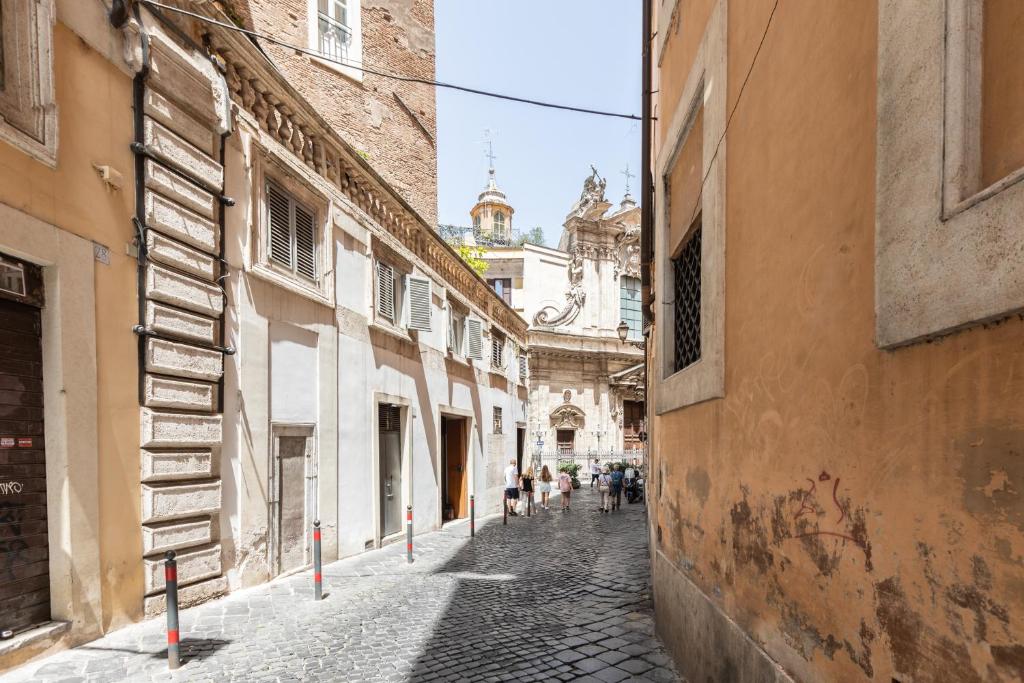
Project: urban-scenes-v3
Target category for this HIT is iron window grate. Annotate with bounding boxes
[673,224,702,372]
[493,406,503,434]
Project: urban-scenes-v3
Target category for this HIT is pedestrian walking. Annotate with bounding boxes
[504,460,520,516]
[520,467,535,514]
[589,458,601,488]
[597,467,612,513]
[610,463,625,511]
[557,469,573,511]
[538,465,553,510]
[624,462,637,503]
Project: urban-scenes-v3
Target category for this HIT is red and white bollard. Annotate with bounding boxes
[164,550,180,670]
[406,505,413,563]
[313,520,323,600]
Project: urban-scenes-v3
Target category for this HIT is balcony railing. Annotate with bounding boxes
[438,224,522,248]
[317,14,353,63]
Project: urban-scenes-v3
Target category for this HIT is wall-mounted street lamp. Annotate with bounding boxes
[617,320,646,350]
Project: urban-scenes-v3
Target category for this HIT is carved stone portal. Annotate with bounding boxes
[550,404,585,429]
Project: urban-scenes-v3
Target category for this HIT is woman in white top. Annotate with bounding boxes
[597,467,613,513]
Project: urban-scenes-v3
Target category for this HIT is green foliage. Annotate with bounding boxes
[457,245,489,277]
[516,227,547,248]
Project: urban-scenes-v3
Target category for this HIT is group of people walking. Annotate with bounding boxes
[503,461,574,514]
[502,458,642,517]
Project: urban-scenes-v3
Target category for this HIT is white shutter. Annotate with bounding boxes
[267,183,292,267]
[491,335,504,368]
[466,318,483,360]
[376,262,395,322]
[294,203,316,280]
[406,275,432,331]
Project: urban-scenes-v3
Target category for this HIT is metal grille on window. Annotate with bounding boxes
[377,262,395,322]
[294,204,316,280]
[493,406,502,434]
[267,184,292,268]
[673,224,702,372]
[378,403,400,432]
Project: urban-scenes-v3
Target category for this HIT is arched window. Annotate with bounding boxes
[472,214,481,231]
[493,211,505,236]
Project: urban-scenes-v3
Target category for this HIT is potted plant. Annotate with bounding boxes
[558,462,582,489]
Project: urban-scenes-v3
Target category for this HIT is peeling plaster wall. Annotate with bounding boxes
[650,1,1024,682]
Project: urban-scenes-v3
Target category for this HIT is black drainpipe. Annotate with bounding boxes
[640,0,654,325]
[120,3,235,407]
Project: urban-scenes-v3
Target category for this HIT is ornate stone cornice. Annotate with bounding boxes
[158,1,527,342]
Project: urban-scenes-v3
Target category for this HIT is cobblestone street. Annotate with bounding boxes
[3,489,679,682]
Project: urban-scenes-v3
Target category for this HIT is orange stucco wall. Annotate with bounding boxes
[652,1,1023,681]
[981,0,1024,188]
[0,25,142,630]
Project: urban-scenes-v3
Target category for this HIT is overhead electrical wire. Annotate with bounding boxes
[140,0,643,121]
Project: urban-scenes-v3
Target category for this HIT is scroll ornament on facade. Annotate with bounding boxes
[532,249,586,327]
[614,225,641,279]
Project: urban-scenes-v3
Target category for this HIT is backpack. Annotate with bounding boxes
[598,474,610,492]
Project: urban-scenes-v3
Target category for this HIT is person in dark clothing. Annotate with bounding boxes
[609,464,625,511]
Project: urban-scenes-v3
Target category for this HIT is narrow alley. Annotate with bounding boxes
[3,491,678,683]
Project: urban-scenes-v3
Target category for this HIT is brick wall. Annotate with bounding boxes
[227,0,438,225]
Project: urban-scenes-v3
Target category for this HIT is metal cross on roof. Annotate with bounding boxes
[621,164,636,195]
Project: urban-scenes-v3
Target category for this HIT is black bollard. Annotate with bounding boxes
[527,491,531,517]
[164,550,180,670]
[406,505,413,563]
[503,489,508,525]
[470,494,475,538]
[313,520,322,600]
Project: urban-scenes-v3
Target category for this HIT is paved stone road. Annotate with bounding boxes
[3,488,680,682]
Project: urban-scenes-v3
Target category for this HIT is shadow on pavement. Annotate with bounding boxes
[408,489,677,682]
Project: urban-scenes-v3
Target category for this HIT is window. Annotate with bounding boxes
[492,406,503,434]
[448,308,466,355]
[472,215,481,231]
[493,211,505,237]
[405,275,432,331]
[317,0,353,62]
[0,0,56,166]
[376,261,400,325]
[488,278,512,304]
[466,318,483,360]
[491,331,505,370]
[311,0,362,79]
[619,276,642,340]
[672,223,702,373]
[519,352,528,383]
[267,183,317,281]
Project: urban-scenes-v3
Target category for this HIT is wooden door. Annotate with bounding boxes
[556,429,575,454]
[443,418,467,519]
[0,294,49,635]
[623,401,645,450]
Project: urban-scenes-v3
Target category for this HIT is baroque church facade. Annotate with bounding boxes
[450,168,646,462]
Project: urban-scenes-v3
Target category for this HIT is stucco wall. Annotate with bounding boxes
[651,1,1024,682]
[0,19,141,628]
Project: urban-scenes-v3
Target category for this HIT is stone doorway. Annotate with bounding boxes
[440,416,468,522]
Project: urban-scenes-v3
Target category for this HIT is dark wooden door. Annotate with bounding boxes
[0,297,49,635]
[623,401,645,450]
[556,429,575,454]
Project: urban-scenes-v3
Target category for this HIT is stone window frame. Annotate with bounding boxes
[0,0,58,167]
[307,0,363,83]
[492,406,503,435]
[653,0,726,416]
[249,149,335,307]
[876,0,1024,347]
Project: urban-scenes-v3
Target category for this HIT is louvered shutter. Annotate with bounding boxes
[466,318,483,360]
[378,403,401,432]
[519,353,528,382]
[377,262,395,322]
[406,276,432,331]
[491,335,504,368]
[267,184,292,267]
[294,203,316,280]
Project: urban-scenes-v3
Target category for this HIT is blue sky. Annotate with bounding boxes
[435,1,642,247]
